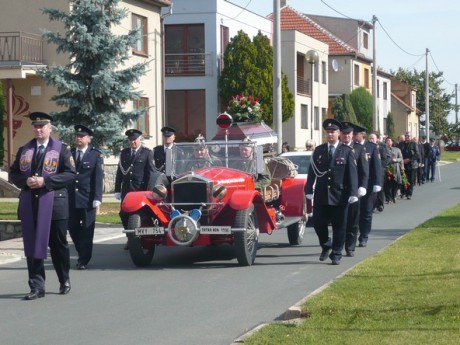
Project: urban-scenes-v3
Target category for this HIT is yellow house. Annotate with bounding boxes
[1,0,171,172]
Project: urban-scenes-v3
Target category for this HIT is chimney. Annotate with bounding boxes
[281,0,288,7]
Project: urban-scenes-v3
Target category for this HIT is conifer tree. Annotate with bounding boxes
[386,111,395,139]
[349,87,373,132]
[38,0,147,154]
[219,30,294,125]
[0,83,4,166]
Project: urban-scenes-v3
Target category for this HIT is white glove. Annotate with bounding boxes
[357,187,367,197]
[114,192,121,200]
[373,185,382,193]
[306,194,314,200]
[348,196,358,204]
[93,200,101,208]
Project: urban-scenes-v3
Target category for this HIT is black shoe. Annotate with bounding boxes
[319,248,331,261]
[407,196,411,200]
[358,242,367,247]
[76,263,88,270]
[24,289,45,300]
[59,281,71,295]
[346,251,355,257]
[331,259,340,265]
[377,205,384,212]
[124,242,129,250]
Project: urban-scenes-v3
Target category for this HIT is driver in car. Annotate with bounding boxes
[184,135,222,171]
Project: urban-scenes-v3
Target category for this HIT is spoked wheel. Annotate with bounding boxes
[233,204,259,266]
[127,213,155,267]
[287,196,307,245]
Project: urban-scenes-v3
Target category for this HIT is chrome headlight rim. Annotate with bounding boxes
[167,214,199,246]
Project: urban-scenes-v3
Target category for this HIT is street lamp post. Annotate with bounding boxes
[305,50,319,141]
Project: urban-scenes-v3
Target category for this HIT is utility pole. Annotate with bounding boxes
[372,15,378,132]
[273,0,282,153]
[455,83,458,124]
[425,48,430,138]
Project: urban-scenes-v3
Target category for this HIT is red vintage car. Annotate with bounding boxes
[121,138,308,267]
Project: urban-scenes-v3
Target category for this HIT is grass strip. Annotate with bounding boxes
[244,204,460,345]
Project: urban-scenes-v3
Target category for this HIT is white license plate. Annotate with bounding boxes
[134,227,165,235]
[200,226,231,234]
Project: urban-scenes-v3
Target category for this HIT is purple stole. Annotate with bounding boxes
[18,136,62,259]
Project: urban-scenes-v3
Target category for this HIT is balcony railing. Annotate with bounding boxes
[0,32,44,65]
[297,75,311,96]
[165,52,211,76]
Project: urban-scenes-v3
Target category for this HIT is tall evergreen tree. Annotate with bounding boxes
[38,0,147,154]
[219,30,294,124]
[349,87,373,132]
[386,111,395,139]
[331,94,357,124]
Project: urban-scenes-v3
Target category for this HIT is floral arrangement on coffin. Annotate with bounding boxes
[226,94,264,123]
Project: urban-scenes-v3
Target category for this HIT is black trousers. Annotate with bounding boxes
[404,167,416,196]
[358,191,375,244]
[345,200,360,252]
[69,207,96,265]
[313,203,348,261]
[27,219,70,291]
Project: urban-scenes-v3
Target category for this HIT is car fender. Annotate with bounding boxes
[280,178,307,216]
[121,191,169,224]
[228,190,260,210]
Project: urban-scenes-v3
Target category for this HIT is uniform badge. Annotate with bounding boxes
[70,155,75,168]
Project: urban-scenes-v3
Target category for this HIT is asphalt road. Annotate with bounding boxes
[0,162,458,345]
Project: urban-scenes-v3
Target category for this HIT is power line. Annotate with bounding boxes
[429,51,456,86]
[376,19,425,57]
[228,0,253,20]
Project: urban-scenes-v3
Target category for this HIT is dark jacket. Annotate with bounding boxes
[115,146,156,199]
[350,142,369,190]
[305,142,358,206]
[399,141,419,169]
[68,146,104,209]
[362,140,382,189]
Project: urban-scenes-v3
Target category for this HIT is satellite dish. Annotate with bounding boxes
[331,59,339,72]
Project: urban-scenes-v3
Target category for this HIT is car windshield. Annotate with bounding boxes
[170,141,260,176]
[282,154,311,175]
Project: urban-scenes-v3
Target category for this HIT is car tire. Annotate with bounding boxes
[234,204,259,266]
[127,213,155,267]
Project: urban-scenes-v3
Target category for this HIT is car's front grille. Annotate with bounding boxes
[173,181,209,210]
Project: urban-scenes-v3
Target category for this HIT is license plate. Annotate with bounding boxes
[200,226,231,234]
[134,227,165,235]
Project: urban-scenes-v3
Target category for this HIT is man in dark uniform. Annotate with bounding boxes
[68,125,104,270]
[398,132,418,199]
[153,126,177,173]
[305,119,358,265]
[420,135,432,183]
[115,129,156,249]
[354,125,382,247]
[9,112,76,300]
[340,122,369,257]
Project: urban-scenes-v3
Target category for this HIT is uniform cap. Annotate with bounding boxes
[125,129,142,140]
[353,124,368,133]
[322,119,341,131]
[30,112,52,125]
[161,126,176,137]
[194,134,206,147]
[429,137,435,142]
[74,124,93,136]
[341,121,355,133]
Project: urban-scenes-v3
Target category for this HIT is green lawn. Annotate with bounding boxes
[0,202,122,224]
[440,150,460,162]
[244,204,460,345]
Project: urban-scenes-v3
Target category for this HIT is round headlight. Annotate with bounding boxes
[212,184,227,200]
[151,184,167,200]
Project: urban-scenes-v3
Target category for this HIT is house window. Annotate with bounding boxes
[220,25,229,71]
[322,61,327,84]
[314,62,319,82]
[314,107,319,130]
[133,98,149,136]
[165,90,206,140]
[377,80,380,98]
[322,107,327,123]
[354,64,360,86]
[364,68,370,89]
[132,14,148,56]
[301,104,308,129]
[165,24,205,75]
[411,92,416,107]
[383,82,388,100]
[363,32,369,49]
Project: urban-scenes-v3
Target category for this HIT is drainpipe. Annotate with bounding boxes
[6,79,13,173]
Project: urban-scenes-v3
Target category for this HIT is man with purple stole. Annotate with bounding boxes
[9,112,76,300]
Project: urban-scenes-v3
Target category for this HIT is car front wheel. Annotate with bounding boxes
[127,213,155,267]
[233,204,259,266]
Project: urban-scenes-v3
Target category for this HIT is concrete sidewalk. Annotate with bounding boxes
[0,224,124,265]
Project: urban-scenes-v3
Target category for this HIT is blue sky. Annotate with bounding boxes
[230,0,459,122]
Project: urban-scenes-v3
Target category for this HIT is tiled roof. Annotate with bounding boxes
[278,6,364,58]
